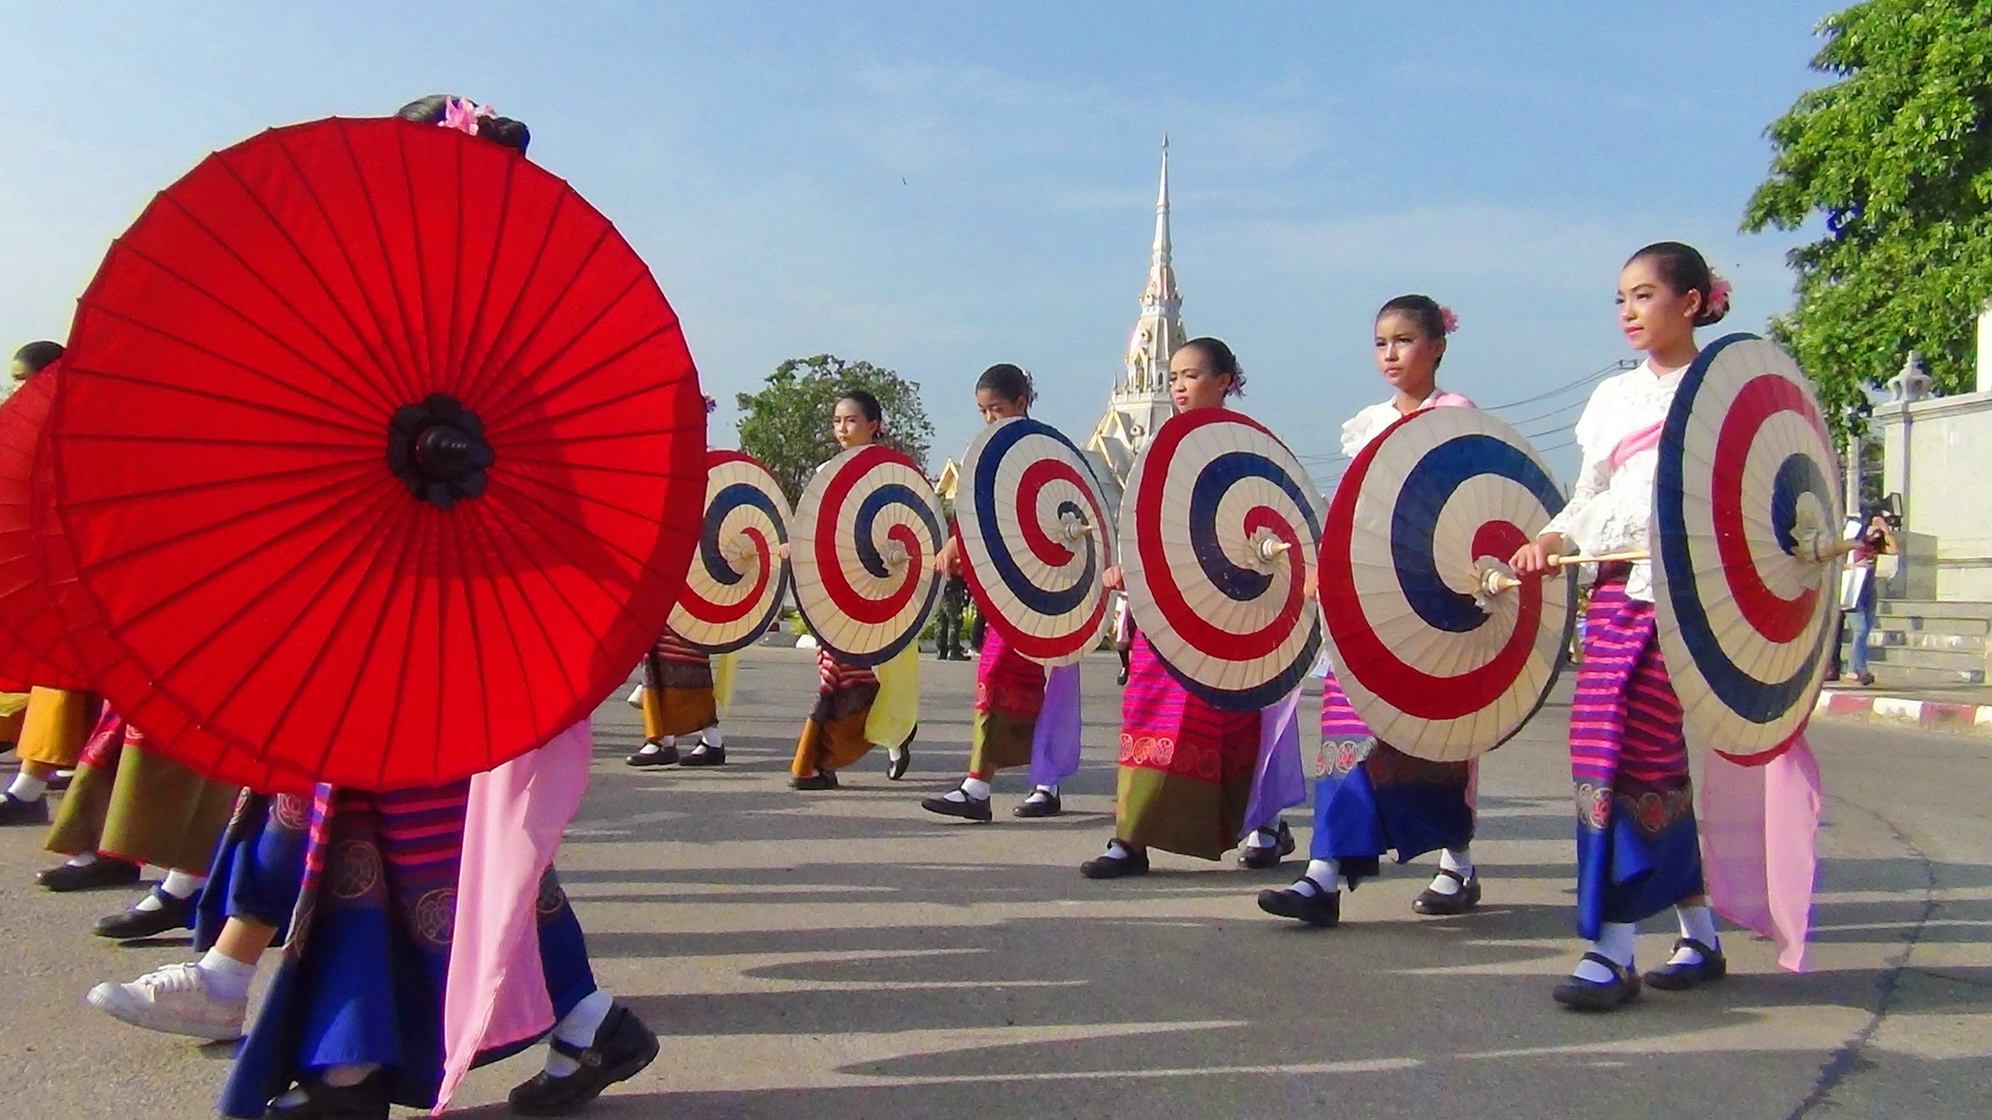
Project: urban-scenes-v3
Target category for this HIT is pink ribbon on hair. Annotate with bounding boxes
[441,97,495,136]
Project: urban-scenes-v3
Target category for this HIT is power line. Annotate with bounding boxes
[1502,395,1589,431]
[1483,359,1636,412]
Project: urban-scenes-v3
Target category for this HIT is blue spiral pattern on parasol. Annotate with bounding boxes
[1187,450,1319,601]
[699,482,784,586]
[970,417,1097,618]
[1390,434,1564,634]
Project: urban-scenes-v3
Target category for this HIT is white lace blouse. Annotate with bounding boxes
[1539,360,1684,602]
[1339,389,1474,458]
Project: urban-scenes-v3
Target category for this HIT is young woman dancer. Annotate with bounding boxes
[1259,295,1482,928]
[921,364,1082,822]
[1512,241,1732,1010]
[1081,338,1295,877]
[790,391,919,790]
[625,625,731,767]
[84,95,664,1118]
[0,342,87,827]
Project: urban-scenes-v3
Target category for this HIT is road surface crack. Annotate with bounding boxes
[1783,796,1936,1120]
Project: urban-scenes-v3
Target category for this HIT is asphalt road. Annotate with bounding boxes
[4,647,1988,1119]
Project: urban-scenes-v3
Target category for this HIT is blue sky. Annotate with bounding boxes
[2,0,1840,482]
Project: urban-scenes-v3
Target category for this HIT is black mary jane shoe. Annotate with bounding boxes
[0,791,49,826]
[885,744,913,781]
[1237,820,1296,869]
[920,789,993,822]
[677,745,727,768]
[95,887,195,940]
[1012,791,1063,818]
[37,856,142,892]
[791,770,841,791]
[1256,877,1342,927]
[1080,843,1150,880]
[1552,953,1642,1011]
[1642,938,1727,991]
[1412,868,1483,916]
[509,1002,660,1117]
[263,1072,390,1119]
[624,742,680,768]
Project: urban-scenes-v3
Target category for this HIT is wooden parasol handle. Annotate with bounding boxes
[1480,550,1648,593]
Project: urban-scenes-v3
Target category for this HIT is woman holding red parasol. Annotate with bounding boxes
[52,93,698,1116]
[1257,294,1485,929]
[1511,241,1732,1010]
[0,341,88,828]
[920,364,1085,822]
[788,390,922,790]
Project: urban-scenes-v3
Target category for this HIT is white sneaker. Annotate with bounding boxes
[86,962,246,1041]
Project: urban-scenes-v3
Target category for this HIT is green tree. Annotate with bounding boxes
[1742,0,1992,436]
[735,354,935,499]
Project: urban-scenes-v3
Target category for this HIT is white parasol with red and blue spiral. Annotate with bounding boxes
[1319,407,1573,761]
[1119,409,1323,710]
[956,417,1114,667]
[669,450,791,654]
[1654,333,1843,759]
[790,444,944,666]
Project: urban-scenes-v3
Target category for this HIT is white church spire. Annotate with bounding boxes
[1124,137,1184,394]
[1086,139,1187,512]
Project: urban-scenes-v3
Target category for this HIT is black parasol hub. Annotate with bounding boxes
[387,393,494,510]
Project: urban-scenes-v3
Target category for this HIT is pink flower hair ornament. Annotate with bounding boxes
[1439,306,1460,335]
[441,97,495,137]
[1706,275,1733,318]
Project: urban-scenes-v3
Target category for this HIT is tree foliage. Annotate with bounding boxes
[734,354,935,500]
[1742,0,1992,434]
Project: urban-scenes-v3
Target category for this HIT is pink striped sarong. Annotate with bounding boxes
[1570,566,1703,937]
[1115,633,1261,859]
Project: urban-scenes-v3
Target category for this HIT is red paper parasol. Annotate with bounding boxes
[0,369,91,692]
[667,450,791,655]
[1119,409,1323,710]
[46,116,705,790]
[789,444,944,666]
[955,416,1113,666]
[1319,407,1573,761]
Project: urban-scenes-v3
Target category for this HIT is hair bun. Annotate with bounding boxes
[394,94,531,155]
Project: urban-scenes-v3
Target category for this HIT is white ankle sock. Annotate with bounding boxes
[7,772,47,801]
[1671,905,1720,964]
[1104,840,1132,860]
[1024,785,1056,802]
[545,990,615,1076]
[700,727,724,750]
[1572,922,1637,983]
[160,870,204,899]
[1429,846,1474,895]
[1291,858,1338,896]
[1243,827,1277,849]
[957,777,991,800]
[65,852,98,868]
[198,948,258,1002]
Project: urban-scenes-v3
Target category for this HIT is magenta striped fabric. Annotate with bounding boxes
[1570,569,1688,791]
[1319,668,1372,743]
[1118,633,1258,781]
